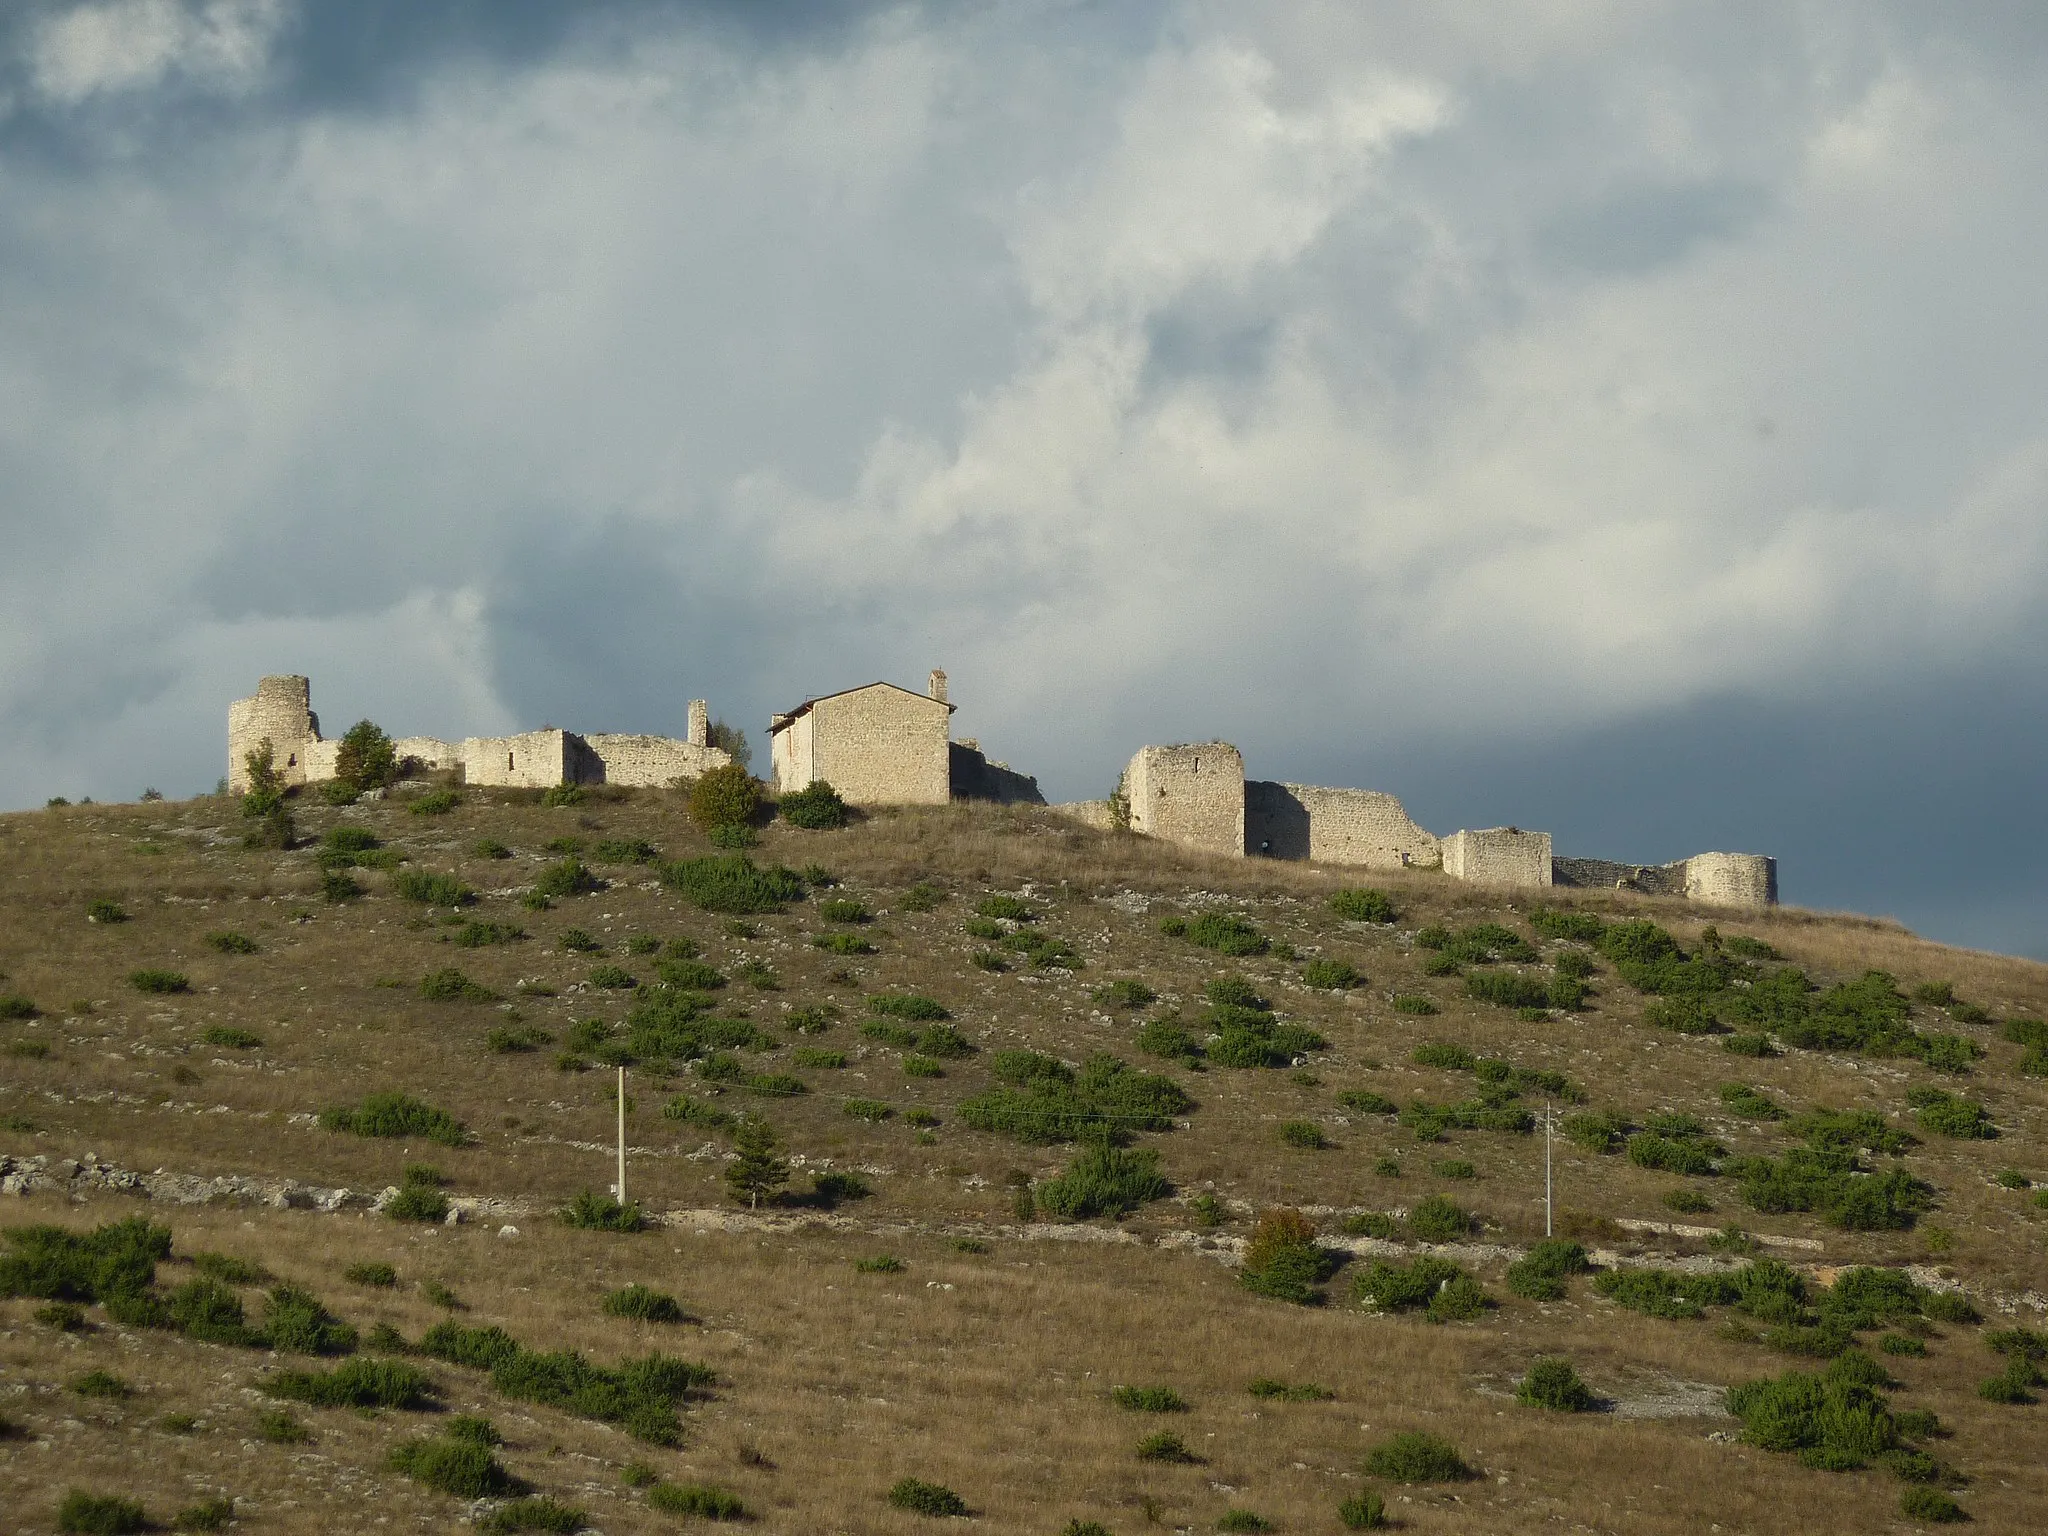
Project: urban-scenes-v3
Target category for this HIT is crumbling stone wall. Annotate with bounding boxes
[227,675,321,791]
[581,734,729,788]
[1553,856,1689,897]
[950,740,1046,805]
[1684,852,1778,910]
[1124,743,1245,857]
[1245,781,1442,868]
[462,730,576,788]
[770,681,953,806]
[393,737,458,773]
[1441,827,1553,888]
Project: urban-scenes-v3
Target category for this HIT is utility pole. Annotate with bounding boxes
[617,1066,627,1206]
[1544,1099,1554,1238]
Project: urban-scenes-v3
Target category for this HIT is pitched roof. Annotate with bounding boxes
[768,680,956,734]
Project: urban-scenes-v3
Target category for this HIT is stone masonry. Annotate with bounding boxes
[1440,827,1554,888]
[229,677,727,792]
[1122,743,1246,857]
[769,675,954,806]
[1244,781,1442,868]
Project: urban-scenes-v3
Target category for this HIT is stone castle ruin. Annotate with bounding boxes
[225,675,1768,909]
[1067,741,1777,911]
[226,676,730,793]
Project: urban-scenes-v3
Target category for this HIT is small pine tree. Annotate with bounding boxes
[334,720,399,790]
[242,739,286,816]
[724,1114,789,1210]
[707,719,751,772]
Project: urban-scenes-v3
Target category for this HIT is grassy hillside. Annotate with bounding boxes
[1,785,2044,1534]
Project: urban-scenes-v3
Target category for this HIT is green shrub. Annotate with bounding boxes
[813,931,875,955]
[1093,978,1157,1009]
[1726,1353,1918,1470]
[72,1369,133,1398]
[1035,1144,1170,1219]
[869,991,950,1021]
[265,1357,436,1409]
[1302,958,1362,990]
[1898,1487,1967,1523]
[1354,1255,1466,1313]
[1627,1130,1723,1176]
[647,1483,747,1518]
[1279,1121,1330,1150]
[1412,1041,1476,1071]
[128,968,189,994]
[1517,1357,1594,1411]
[254,1408,311,1443]
[0,1217,172,1304]
[534,857,601,899]
[1337,1091,1396,1116]
[561,1191,644,1231]
[171,1497,236,1532]
[321,1093,467,1146]
[419,967,493,1003]
[689,764,761,831]
[1135,1017,1202,1065]
[540,783,587,808]
[86,899,131,926]
[56,1491,150,1535]
[455,920,525,949]
[1505,1239,1591,1300]
[780,781,849,829]
[1182,910,1268,955]
[1337,1491,1387,1530]
[887,1477,970,1514]
[1240,1208,1334,1305]
[1216,1513,1271,1534]
[1389,994,1438,1016]
[200,929,259,956]
[487,1025,553,1054]
[1363,1430,1472,1482]
[591,838,658,866]
[385,1182,450,1223]
[1247,1378,1334,1401]
[1719,1083,1785,1120]
[1406,1195,1472,1243]
[1529,907,1606,943]
[1592,1268,1738,1320]
[1111,1384,1187,1412]
[260,1284,358,1355]
[392,869,475,906]
[1330,888,1397,923]
[1425,1275,1486,1320]
[1664,1188,1713,1214]
[389,1435,521,1497]
[959,1052,1191,1144]
[587,964,638,991]
[604,1284,686,1323]
[820,897,871,924]
[334,720,399,790]
[1134,1431,1201,1463]
[199,1025,263,1050]
[345,1262,397,1287]
[0,993,37,1020]
[1466,971,1553,1010]
[1910,1089,1997,1140]
[478,1497,587,1533]
[842,1099,893,1123]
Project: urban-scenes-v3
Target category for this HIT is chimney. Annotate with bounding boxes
[687,699,709,748]
[928,669,947,704]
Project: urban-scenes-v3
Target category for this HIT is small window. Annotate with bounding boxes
[507,753,515,770]
[286,754,296,767]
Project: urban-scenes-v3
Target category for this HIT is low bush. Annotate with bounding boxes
[820,897,871,924]
[1135,1017,1202,1065]
[455,920,525,948]
[265,1357,436,1409]
[780,779,849,829]
[561,1191,644,1232]
[1217,1513,1271,1534]
[0,1217,172,1305]
[1111,1385,1187,1412]
[386,1183,450,1223]
[1035,1143,1170,1219]
[1248,1378,1334,1401]
[534,858,601,899]
[842,1099,893,1123]
[200,1025,262,1049]
[1719,1083,1785,1120]
[1466,971,1553,1010]
[254,1408,312,1443]
[56,1491,150,1535]
[321,1093,467,1146]
[1182,911,1269,956]
[1517,1357,1595,1411]
[1093,978,1157,1009]
[869,991,950,1021]
[72,1369,133,1398]
[1134,1431,1201,1464]
[478,1497,587,1533]
[888,1477,969,1514]
[1664,1188,1713,1214]
[813,932,876,956]
[419,967,494,1003]
[1354,1255,1466,1313]
[1505,1239,1591,1300]
[1406,1195,1472,1243]
[1593,1268,1737,1320]
[1240,1208,1335,1305]
[1909,1089,1997,1140]
[855,1255,904,1274]
[1337,1091,1396,1115]
[391,868,475,907]
[959,1052,1191,1144]
[389,1434,521,1497]
[171,1497,236,1531]
[1898,1487,1967,1523]
[345,1262,398,1287]
[408,788,461,816]
[1338,1491,1387,1530]
[128,969,189,995]
[203,930,257,954]
[604,1285,686,1323]
[1330,888,1397,923]
[592,838,658,866]
[1279,1121,1330,1150]
[487,1025,553,1054]
[1302,958,1362,990]
[260,1284,358,1355]
[648,1483,747,1518]
[1364,1430,1472,1483]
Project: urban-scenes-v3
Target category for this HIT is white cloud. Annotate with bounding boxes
[30,0,286,105]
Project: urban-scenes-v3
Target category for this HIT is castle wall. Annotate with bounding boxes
[1056,800,1119,831]
[1124,743,1245,857]
[227,675,321,792]
[463,730,574,788]
[1245,781,1442,868]
[949,741,1045,805]
[1684,852,1778,910]
[582,733,729,788]
[392,737,457,773]
[1441,827,1553,888]
[1552,855,1689,897]
[772,685,951,806]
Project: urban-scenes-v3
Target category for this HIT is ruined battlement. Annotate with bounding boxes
[226,678,728,793]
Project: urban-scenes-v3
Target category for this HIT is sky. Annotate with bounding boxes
[2,1,2045,957]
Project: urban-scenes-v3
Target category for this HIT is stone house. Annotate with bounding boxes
[769,672,955,806]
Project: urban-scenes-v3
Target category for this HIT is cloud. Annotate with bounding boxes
[29,0,287,104]
[1,2,2046,949]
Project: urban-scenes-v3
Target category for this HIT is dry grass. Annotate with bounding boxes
[1,789,2045,1531]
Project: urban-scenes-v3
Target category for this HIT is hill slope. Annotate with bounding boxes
[1,787,2044,1533]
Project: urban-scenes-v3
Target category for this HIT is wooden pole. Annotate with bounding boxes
[617,1066,627,1206]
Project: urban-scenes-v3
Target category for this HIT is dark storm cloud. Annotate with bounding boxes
[2,1,2045,958]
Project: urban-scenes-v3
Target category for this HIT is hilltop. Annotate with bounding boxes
[0,785,2044,1534]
